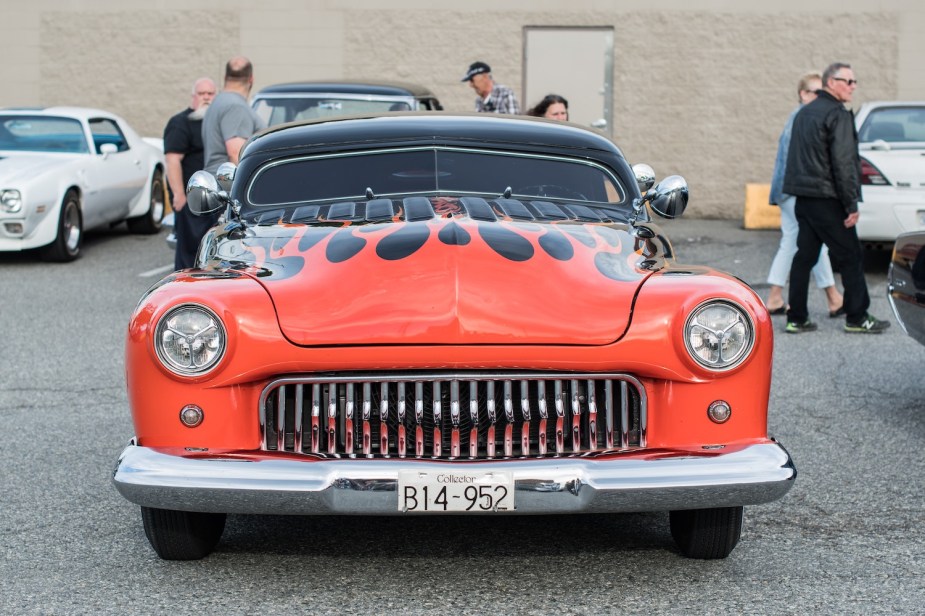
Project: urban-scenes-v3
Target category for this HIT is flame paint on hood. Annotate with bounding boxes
[204,199,663,346]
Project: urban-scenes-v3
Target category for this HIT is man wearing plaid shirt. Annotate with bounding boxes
[461,61,520,114]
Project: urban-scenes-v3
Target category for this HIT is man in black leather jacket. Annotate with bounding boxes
[782,62,889,334]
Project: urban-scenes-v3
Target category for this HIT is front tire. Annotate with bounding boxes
[40,189,82,262]
[127,168,165,234]
[141,506,226,560]
[669,506,743,559]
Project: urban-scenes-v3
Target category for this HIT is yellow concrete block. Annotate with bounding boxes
[743,183,781,229]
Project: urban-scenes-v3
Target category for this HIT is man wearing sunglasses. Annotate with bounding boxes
[782,62,890,334]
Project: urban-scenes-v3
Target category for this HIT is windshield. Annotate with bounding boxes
[0,115,90,153]
[247,148,625,207]
[253,96,414,126]
[858,106,925,143]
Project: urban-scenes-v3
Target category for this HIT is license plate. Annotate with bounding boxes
[398,470,515,512]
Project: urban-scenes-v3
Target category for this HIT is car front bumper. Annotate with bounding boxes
[112,440,795,515]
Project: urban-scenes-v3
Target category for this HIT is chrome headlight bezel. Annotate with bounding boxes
[683,300,755,372]
[154,303,227,376]
[1,189,23,213]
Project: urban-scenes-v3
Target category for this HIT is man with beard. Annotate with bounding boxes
[163,76,216,269]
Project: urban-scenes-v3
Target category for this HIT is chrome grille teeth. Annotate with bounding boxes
[380,383,389,456]
[362,382,371,456]
[311,383,321,453]
[571,379,581,453]
[341,384,351,454]
[469,382,479,458]
[294,384,304,453]
[433,381,442,457]
[327,384,337,454]
[503,381,514,457]
[415,381,425,457]
[450,380,461,458]
[587,379,597,451]
[276,385,286,452]
[260,373,646,459]
[397,382,407,458]
[554,381,565,454]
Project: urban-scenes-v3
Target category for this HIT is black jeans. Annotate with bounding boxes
[174,204,220,270]
[787,196,869,323]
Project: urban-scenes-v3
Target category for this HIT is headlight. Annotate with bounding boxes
[154,304,226,376]
[684,300,754,371]
[1,189,22,213]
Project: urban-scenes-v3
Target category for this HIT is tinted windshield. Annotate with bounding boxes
[0,115,90,153]
[253,96,414,126]
[248,148,624,206]
[858,106,925,143]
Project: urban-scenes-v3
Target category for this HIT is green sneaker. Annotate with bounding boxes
[785,320,817,334]
[844,313,890,334]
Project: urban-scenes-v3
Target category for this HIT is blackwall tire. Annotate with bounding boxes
[140,506,226,560]
[669,506,743,559]
[39,189,82,262]
[127,169,166,234]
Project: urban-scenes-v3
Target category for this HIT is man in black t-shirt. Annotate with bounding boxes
[163,77,216,269]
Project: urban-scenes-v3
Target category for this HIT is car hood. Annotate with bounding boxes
[0,153,76,185]
[206,216,663,346]
[862,146,925,188]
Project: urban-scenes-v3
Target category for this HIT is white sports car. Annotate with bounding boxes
[856,101,925,243]
[0,107,166,261]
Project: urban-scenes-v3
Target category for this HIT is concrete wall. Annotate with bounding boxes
[2,0,923,218]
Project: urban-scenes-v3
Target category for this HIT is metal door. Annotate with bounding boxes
[523,27,613,135]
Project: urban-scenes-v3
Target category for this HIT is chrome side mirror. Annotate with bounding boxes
[215,162,237,193]
[632,163,655,193]
[186,170,226,216]
[648,175,689,219]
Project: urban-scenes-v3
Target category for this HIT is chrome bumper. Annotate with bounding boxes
[112,441,795,515]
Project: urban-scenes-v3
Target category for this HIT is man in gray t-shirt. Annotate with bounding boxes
[202,56,266,174]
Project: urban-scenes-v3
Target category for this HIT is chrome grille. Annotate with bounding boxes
[259,372,646,458]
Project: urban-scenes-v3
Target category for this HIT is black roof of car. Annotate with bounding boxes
[249,113,623,156]
[254,80,438,98]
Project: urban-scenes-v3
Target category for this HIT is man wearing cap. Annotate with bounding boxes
[461,61,520,114]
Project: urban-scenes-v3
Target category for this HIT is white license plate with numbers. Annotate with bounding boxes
[398,470,515,512]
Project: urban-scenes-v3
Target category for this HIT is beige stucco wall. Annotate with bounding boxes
[2,0,924,218]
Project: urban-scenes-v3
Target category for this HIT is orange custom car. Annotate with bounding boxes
[113,114,795,560]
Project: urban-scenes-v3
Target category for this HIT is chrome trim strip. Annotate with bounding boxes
[114,442,796,515]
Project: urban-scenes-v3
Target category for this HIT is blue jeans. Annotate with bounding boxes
[766,195,835,289]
